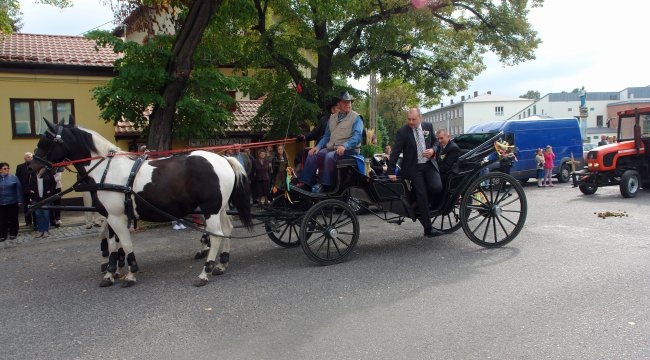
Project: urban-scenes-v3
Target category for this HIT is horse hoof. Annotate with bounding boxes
[99,279,114,287]
[100,262,108,273]
[212,267,224,276]
[121,280,136,288]
[194,250,208,260]
[193,278,209,287]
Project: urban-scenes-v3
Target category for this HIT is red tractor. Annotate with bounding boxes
[572,107,650,197]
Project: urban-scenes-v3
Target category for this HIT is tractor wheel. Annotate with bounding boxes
[579,184,597,195]
[620,170,640,198]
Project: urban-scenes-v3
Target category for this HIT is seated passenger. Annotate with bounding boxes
[435,129,460,183]
[298,92,364,191]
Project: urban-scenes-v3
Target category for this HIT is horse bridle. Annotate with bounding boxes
[33,125,67,171]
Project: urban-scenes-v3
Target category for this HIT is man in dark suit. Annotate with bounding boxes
[15,152,34,228]
[435,129,461,184]
[387,108,443,237]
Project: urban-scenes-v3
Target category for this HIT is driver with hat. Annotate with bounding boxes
[298,92,364,191]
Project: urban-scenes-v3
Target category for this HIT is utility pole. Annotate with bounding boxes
[369,70,377,135]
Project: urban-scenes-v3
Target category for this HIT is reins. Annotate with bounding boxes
[48,138,298,168]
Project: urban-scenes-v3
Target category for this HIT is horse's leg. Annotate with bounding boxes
[98,221,110,273]
[98,226,118,287]
[105,214,138,288]
[193,215,223,287]
[194,232,210,260]
[213,211,233,276]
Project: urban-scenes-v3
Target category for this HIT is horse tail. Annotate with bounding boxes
[225,157,254,230]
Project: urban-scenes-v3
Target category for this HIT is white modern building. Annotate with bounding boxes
[510,87,650,144]
[422,91,533,135]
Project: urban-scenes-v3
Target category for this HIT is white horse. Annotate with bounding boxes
[31,120,253,287]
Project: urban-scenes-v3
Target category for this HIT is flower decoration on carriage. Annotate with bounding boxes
[494,139,515,158]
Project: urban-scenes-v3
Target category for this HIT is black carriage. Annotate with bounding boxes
[264,132,528,265]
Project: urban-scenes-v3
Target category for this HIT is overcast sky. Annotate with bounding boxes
[18,0,650,105]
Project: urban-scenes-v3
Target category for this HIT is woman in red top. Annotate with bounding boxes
[543,145,556,187]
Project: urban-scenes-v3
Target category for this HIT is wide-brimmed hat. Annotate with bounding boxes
[338,91,355,101]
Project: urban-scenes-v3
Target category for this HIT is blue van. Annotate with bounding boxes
[466,117,583,183]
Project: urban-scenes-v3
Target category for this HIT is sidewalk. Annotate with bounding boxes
[1,211,165,249]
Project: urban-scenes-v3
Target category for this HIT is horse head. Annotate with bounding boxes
[31,118,96,173]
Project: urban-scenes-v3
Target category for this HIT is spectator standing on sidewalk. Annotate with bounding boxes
[28,169,55,238]
[0,162,23,241]
[15,152,35,229]
[83,192,104,229]
[535,148,545,187]
[543,145,556,187]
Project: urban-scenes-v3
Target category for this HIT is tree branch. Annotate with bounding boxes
[252,0,304,85]
[330,4,412,49]
[452,1,496,29]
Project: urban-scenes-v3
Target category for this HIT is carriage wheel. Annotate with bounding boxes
[300,199,360,265]
[431,196,462,233]
[459,172,527,248]
[265,196,310,248]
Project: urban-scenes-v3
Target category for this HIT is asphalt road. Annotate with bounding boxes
[1,181,649,359]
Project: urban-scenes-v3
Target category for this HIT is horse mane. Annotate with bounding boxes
[74,126,123,157]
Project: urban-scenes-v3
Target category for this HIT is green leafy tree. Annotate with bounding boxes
[519,90,541,100]
[89,32,239,141]
[376,79,420,144]
[249,0,543,126]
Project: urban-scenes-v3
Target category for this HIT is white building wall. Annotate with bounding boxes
[463,99,532,131]
[512,97,610,128]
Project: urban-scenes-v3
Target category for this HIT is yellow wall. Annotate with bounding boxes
[0,72,131,199]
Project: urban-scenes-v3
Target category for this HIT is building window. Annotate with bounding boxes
[11,99,75,138]
[596,115,603,127]
[495,106,504,116]
[590,107,594,111]
[568,108,572,112]
[527,108,531,117]
[533,105,536,114]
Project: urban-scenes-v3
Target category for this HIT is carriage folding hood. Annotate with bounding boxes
[466,117,584,182]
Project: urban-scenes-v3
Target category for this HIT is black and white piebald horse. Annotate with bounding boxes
[31,120,253,287]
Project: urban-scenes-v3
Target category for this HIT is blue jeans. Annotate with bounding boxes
[35,209,50,233]
[299,148,357,186]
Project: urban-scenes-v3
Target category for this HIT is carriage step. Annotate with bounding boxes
[386,219,404,225]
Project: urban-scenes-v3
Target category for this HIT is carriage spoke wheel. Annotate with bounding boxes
[300,199,360,265]
[460,172,527,248]
[431,197,462,233]
[265,196,310,248]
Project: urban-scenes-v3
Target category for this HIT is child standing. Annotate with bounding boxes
[543,145,555,187]
[535,148,545,187]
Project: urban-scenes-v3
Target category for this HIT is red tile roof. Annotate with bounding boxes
[232,99,265,132]
[115,121,142,137]
[0,33,118,68]
[113,100,266,136]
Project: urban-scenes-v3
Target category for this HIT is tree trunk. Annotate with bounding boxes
[147,0,222,150]
[315,47,334,108]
